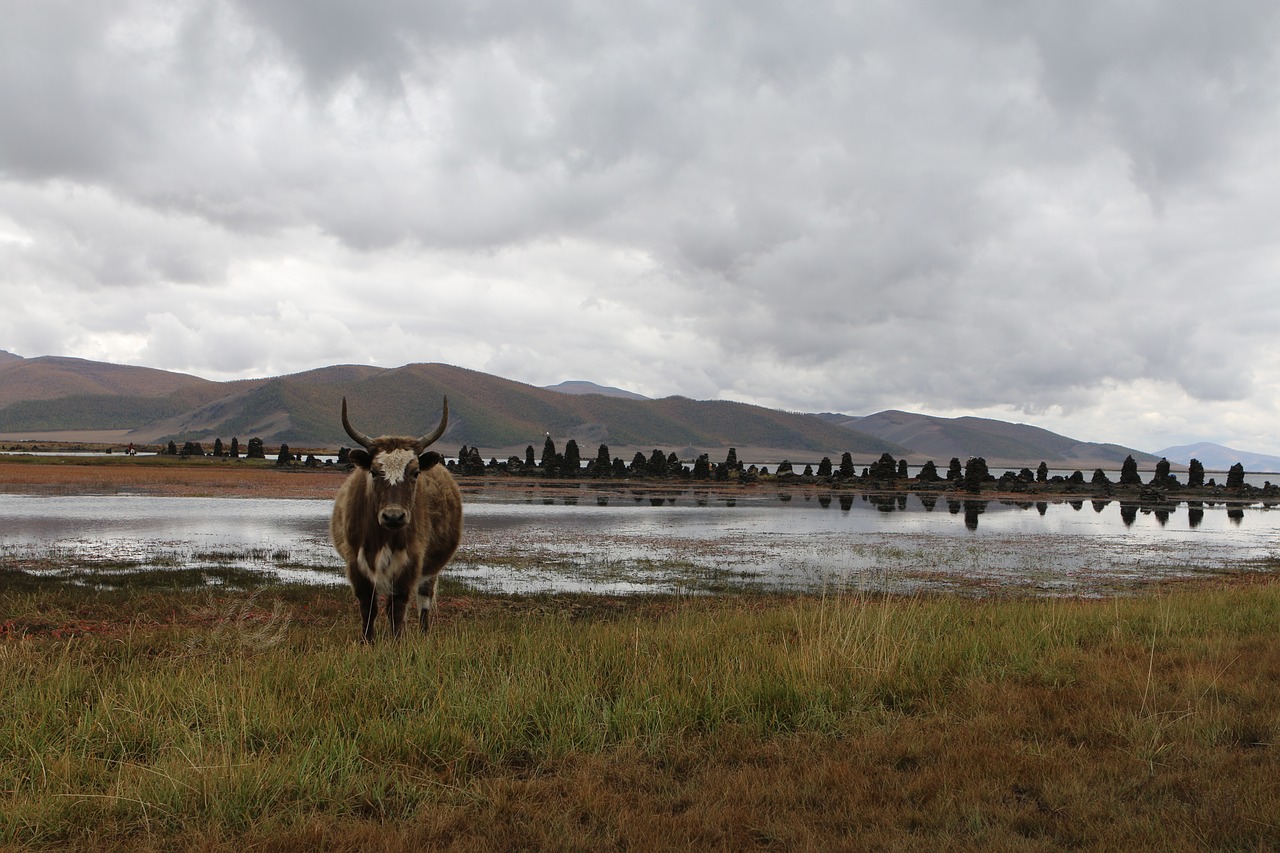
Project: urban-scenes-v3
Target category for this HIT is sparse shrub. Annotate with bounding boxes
[1226,463,1246,489]
[563,440,581,477]
[838,452,855,478]
[1120,455,1141,485]
[962,457,988,494]
[869,453,896,480]
[693,454,711,479]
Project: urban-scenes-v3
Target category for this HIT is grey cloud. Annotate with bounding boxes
[2,1,1279,452]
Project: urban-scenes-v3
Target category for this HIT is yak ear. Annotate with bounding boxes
[349,448,373,469]
[418,451,443,472]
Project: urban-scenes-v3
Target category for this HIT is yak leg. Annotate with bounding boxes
[386,571,417,639]
[352,573,378,644]
[417,572,440,632]
[386,587,411,639]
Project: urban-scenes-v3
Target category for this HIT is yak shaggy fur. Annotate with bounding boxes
[331,435,463,642]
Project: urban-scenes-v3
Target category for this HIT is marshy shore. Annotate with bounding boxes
[2,455,1278,849]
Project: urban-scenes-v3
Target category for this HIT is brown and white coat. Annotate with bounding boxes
[330,397,463,642]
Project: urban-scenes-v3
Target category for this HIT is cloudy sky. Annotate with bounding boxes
[2,1,1278,454]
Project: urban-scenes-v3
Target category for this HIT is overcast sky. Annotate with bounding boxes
[2,1,1278,454]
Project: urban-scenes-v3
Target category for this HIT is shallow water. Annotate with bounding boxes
[0,489,1276,596]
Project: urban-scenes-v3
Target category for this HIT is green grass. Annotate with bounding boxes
[2,580,1279,850]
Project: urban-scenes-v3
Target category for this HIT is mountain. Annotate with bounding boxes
[822,409,1162,468]
[0,358,901,459]
[1154,442,1280,473]
[0,353,1204,466]
[543,380,649,401]
[0,355,219,407]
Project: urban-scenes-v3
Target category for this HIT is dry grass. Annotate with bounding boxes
[0,458,344,499]
[2,579,1278,850]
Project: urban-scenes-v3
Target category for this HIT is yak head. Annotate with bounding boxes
[341,396,448,532]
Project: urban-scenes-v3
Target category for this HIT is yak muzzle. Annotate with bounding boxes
[379,507,409,530]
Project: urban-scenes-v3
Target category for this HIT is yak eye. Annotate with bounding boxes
[409,469,420,479]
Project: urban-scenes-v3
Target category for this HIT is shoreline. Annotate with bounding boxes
[0,457,1273,506]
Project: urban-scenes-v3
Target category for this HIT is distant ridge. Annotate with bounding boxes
[0,358,899,459]
[0,355,220,407]
[543,380,649,401]
[1155,442,1280,472]
[822,409,1161,468]
[0,353,1193,466]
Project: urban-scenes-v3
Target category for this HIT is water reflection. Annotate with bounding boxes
[1,489,1276,597]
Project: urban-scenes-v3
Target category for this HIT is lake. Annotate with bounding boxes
[1,486,1276,597]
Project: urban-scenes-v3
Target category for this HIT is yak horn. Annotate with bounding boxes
[340,397,374,449]
[416,397,449,452]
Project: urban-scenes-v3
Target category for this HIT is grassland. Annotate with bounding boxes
[2,574,1279,851]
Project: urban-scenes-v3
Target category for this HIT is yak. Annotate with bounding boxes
[330,396,463,642]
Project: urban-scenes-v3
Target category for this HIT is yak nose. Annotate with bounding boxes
[380,508,407,529]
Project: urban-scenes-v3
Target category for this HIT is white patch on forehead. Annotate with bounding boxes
[374,448,416,485]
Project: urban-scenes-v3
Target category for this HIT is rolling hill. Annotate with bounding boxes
[1154,442,1280,473]
[820,410,1162,468]
[0,353,1172,466]
[0,354,221,406]
[0,357,902,460]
